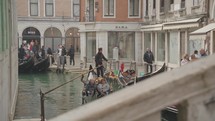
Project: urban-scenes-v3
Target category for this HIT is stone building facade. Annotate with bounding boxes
[16,0,81,52]
[141,0,215,69]
[0,0,18,121]
[79,0,144,63]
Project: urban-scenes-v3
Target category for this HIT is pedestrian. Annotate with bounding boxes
[199,49,207,57]
[190,50,199,61]
[143,48,154,73]
[194,50,200,58]
[95,48,108,77]
[61,46,67,71]
[68,44,75,65]
[47,47,52,55]
[41,45,45,59]
[181,54,189,66]
[56,44,62,73]
[47,47,54,64]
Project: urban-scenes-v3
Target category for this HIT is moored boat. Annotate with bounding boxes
[32,56,50,72]
[117,63,166,86]
[18,56,34,73]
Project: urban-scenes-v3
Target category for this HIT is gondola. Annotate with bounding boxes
[18,56,34,73]
[81,74,123,104]
[32,56,50,72]
[162,106,178,121]
[118,63,166,86]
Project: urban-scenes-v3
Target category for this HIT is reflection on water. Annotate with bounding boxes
[14,72,83,119]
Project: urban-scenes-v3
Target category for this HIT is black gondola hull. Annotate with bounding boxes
[32,57,50,72]
[18,57,34,73]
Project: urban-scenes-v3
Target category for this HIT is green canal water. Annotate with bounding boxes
[14,72,83,119]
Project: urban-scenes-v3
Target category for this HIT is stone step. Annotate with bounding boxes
[13,119,42,121]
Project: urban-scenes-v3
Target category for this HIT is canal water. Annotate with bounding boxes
[14,72,83,119]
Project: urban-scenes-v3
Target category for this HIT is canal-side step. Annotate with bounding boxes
[49,65,88,73]
[13,119,43,121]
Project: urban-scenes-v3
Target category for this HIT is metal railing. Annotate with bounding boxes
[83,15,95,22]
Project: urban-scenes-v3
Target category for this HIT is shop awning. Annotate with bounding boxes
[141,24,163,31]
[163,18,202,30]
[190,23,215,35]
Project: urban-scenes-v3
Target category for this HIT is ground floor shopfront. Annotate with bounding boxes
[17,19,80,53]
[79,22,142,64]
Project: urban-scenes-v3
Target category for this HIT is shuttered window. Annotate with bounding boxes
[30,0,38,16]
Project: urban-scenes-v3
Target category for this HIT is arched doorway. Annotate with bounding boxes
[65,28,80,53]
[22,27,40,45]
[44,27,62,53]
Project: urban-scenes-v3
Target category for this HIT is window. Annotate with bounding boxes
[181,0,185,8]
[170,0,174,4]
[45,0,53,16]
[144,33,151,52]
[129,0,139,16]
[30,0,38,16]
[145,0,148,16]
[157,33,165,61]
[0,0,10,52]
[193,0,199,6]
[153,0,156,9]
[86,32,96,62]
[168,32,179,64]
[108,32,135,60]
[73,0,80,17]
[180,32,185,59]
[170,0,174,11]
[160,0,164,12]
[104,0,114,16]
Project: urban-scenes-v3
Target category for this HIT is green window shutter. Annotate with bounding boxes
[0,0,3,52]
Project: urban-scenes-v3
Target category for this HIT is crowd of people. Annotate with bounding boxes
[143,47,208,73]
[181,49,207,66]
[18,40,45,62]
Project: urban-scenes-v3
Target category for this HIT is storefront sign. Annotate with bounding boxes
[27,31,36,34]
[115,26,128,29]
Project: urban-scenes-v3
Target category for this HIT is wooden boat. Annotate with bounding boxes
[32,56,50,72]
[136,63,166,82]
[119,63,166,86]
[81,76,123,104]
[18,56,34,73]
[162,106,178,121]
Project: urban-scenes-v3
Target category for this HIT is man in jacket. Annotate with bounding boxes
[68,44,75,65]
[95,48,108,77]
[144,48,154,73]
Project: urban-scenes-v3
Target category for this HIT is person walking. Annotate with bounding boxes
[68,44,75,65]
[143,48,154,73]
[95,48,108,77]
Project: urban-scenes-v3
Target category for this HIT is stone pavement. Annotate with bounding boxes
[49,54,152,76]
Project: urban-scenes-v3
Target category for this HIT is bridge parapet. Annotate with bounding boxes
[49,54,215,121]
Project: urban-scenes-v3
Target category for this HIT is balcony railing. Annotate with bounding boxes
[49,55,215,120]
[82,15,95,22]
